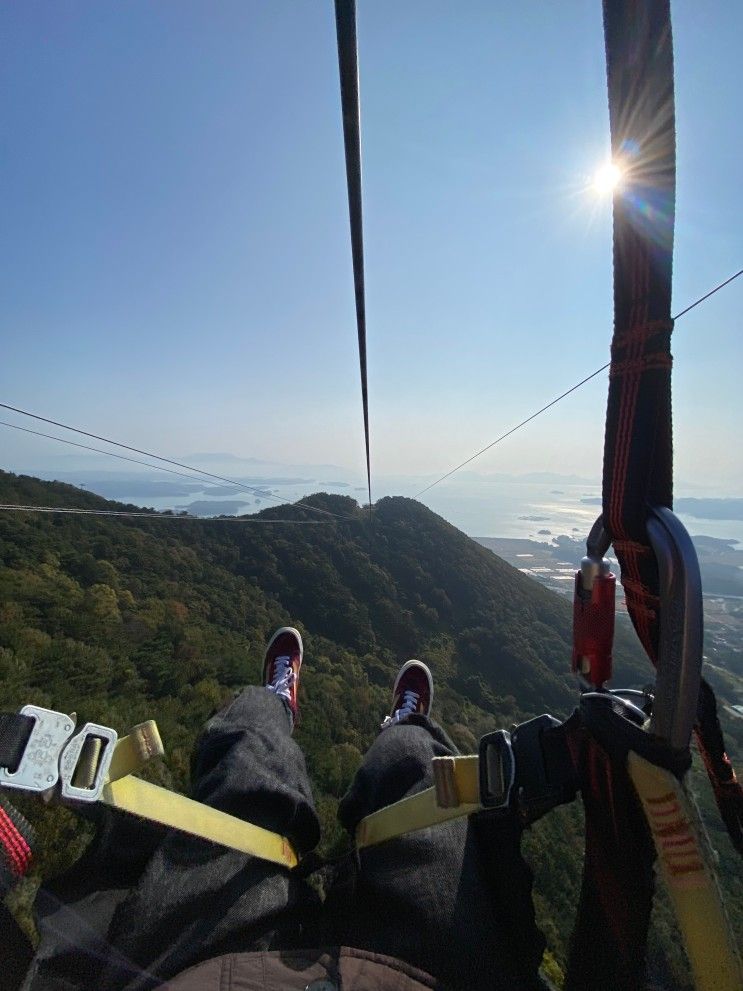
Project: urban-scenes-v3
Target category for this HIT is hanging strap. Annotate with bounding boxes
[601,0,743,857]
[601,0,675,661]
[334,0,372,511]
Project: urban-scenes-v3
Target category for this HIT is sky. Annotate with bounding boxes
[1,1,742,498]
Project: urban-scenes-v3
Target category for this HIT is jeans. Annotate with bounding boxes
[22,688,545,991]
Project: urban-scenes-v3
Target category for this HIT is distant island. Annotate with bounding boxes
[675,497,743,521]
[580,496,743,522]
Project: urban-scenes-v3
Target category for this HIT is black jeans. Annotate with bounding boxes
[22,688,545,991]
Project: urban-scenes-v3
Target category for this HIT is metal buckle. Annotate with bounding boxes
[0,705,117,802]
[60,723,118,801]
[0,705,75,793]
[478,729,515,809]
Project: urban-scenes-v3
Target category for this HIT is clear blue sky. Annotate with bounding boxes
[2,1,741,493]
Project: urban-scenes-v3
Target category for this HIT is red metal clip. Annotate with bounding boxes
[572,557,616,689]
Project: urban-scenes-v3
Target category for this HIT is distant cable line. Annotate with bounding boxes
[414,267,743,498]
[0,404,356,522]
[0,504,331,524]
[0,419,243,488]
[671,267,743,320]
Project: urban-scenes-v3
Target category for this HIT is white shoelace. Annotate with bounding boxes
[266,655,294,702]
[381,689,420,729]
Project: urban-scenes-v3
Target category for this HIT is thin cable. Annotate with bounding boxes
[0,419,242,489]
[414,267,743,499]
[0,424,336,522]
[335,0,372,515]
[415,366,609,498]
[671,267,743,320]
[0,504,331,523]
[0,404,356,521]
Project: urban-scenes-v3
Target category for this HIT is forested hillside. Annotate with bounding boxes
[1,470,740,988]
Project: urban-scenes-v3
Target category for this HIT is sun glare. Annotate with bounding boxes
[593,162,623,195]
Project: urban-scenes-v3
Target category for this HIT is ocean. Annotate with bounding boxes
[104,474,743,547]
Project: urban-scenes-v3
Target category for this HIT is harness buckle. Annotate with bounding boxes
[478,729,515,809]
[0,705,117,803]
[478,715,578,822]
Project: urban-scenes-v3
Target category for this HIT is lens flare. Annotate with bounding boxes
[593,162,623,195]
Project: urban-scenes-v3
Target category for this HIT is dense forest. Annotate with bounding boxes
[1,470,741,988]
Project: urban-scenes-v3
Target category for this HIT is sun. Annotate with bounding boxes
[593,162,623,195]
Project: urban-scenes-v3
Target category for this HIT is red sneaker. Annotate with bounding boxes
[381,659,434,729]
[263,627,303,725]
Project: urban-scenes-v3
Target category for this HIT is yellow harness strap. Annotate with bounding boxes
[627,752,743,991]
[107,721,164,783]
[357,755,482,849]
[101,775,298,868]
[74,721,299,870]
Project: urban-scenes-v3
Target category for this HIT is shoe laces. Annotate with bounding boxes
[381,689,420,729]
[266,655,294,701]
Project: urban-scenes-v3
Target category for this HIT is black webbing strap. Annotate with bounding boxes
[0,712,34,774]
[334,0,372,511]
[601,0,675,663]
[577,4,674,984]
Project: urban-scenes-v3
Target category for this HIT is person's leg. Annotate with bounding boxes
[25,629,321,991]
[322,662,546,991]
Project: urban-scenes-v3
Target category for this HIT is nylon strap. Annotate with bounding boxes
[0,713,33,774]
[627,752,743,990]
[101,776,298,869]
[601,0,675,663]
[0,793,34,891]
[334,0,372,511]
[101,724,297,868]
[601,0,743,860]
[356,755,482,849]
[108,721,164,784]
[0,715,37,891]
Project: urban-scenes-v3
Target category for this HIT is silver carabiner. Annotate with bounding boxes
[646,506,703,750]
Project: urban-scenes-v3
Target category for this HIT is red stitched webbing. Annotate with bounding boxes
[0,805,32,877]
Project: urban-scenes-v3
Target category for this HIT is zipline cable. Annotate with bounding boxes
[0,504,331,524]
[414,267,743,499]
[0,404,357,522]
[334,0,372,515]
